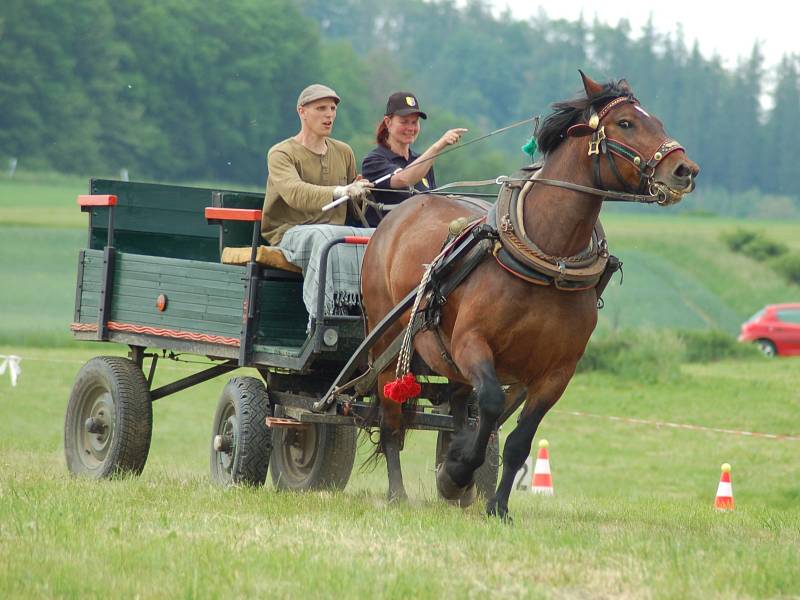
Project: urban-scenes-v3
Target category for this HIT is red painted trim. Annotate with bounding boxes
[343,236,371,244]
[77,195,117,207]
[71,321,240,346]
[204,207,262,222]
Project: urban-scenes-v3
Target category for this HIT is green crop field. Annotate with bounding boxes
[1,174,798,350]
[1,175,799,598]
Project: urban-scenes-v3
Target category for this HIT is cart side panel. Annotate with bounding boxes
[75,249,246,342]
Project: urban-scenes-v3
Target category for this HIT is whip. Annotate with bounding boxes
[321,115,540,212]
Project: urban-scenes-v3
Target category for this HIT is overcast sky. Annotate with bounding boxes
[485,1,795,70]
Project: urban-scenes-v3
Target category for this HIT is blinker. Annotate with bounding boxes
[567,111,601,138]
[566,123,595,138]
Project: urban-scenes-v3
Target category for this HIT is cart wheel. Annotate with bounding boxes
[435,430,499,500]
[270,423,356,491]
[210,377,272,486]
[64,356,152,478]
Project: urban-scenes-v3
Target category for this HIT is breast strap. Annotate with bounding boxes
[493,168,609,290]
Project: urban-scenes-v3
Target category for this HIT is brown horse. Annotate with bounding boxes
[360,72,699,519]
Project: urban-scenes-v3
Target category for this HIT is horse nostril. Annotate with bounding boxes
[674,163,692,179]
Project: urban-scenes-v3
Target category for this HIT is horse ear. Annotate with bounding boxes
[579,70,604,98]
[618,78,632,93]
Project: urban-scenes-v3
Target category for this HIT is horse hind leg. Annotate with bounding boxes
[377,371,408,503]
[436,337,505,508]
[381,426,407,503]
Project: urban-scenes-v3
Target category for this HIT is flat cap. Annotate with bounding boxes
[297,83,340,107]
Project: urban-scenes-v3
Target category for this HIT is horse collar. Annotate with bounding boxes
[492,170,609,291]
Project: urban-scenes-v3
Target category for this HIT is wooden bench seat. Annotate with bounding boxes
[221,246,301,273]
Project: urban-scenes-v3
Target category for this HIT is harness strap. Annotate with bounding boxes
[432,326,461,375]
[347,224,494,397]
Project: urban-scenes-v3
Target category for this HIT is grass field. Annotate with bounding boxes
[1,174,799,597]
[1,347,798,598]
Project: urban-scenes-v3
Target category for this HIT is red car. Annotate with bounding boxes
[738,303,800,357]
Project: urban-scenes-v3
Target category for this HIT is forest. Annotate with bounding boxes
[1,0,798,217]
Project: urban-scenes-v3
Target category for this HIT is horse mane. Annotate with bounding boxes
[537,79,635,156]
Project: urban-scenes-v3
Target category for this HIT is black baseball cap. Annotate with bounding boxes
[385,92,427,119]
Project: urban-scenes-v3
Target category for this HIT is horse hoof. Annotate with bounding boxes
[486,499,513,523]
[459,481,477,508]
[387,490,408,504]
[436,463,476,508]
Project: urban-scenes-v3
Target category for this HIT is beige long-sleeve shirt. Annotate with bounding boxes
[261,137,356,244]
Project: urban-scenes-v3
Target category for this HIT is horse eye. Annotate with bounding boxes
[618,120,632,129]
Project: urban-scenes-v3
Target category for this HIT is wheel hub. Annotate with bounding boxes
[286,426,317,470]
[215,414,237,471]
[78,390,115,468]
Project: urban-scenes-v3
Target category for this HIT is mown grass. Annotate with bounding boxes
[1,346,798,598]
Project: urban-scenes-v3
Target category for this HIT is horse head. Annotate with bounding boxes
[538,71,700,205]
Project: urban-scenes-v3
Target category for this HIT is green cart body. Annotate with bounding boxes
[65,179,498,493]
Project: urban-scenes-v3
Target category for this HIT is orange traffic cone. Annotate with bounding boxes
[531,439,554,495]
[714,463,734,511]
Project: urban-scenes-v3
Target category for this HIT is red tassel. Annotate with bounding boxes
[383,372,422,403]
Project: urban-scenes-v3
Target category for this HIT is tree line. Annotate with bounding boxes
[2,0,799,212]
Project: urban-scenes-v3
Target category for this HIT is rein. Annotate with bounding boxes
[370,174,672,207]
[360,94,688,213]
[498,176,672,204]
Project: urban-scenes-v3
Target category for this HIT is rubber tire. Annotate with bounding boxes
[756,339,777,357]
[270,423,356,491]
[210,377,272,486]
[64,356,152,479]
[435,430,499,500]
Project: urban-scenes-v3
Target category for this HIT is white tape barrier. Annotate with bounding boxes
[0,355,22,386]
[551,409,800,442]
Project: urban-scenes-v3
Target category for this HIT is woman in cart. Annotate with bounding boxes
[360,92,468,227]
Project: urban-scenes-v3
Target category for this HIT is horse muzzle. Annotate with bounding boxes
[652,156,699,205]
[649,177,696,205]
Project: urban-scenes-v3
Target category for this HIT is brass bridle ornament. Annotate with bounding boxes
[567,94,690,205]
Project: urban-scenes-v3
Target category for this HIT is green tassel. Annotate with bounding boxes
[521,136,538,160]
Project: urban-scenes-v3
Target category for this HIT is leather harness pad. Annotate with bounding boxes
[493,167,609,290]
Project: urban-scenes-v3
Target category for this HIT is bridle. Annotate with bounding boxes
[564,94,688,205]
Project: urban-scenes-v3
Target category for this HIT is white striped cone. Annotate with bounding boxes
[530,439,554,495]
[714,463,734,511]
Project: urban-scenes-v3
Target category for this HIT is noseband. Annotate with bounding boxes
[567,95,686,205]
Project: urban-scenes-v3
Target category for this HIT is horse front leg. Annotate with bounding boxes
[486,407,545,519]
[488,374,572,520]
[377,372,407,503]
[436,336,505,508]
